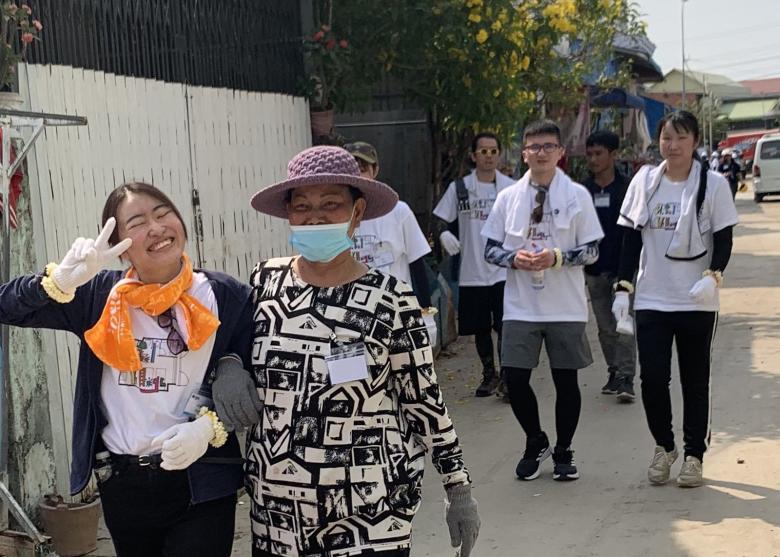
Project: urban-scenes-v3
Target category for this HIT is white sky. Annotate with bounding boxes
[634,0,780,82]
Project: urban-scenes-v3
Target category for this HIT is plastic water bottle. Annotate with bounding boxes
[531,244,545,290]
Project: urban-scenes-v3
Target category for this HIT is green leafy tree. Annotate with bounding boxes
[331,0,643,196]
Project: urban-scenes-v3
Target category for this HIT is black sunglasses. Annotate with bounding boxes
[532,188,547,224]
[476,148,499,156]
[158,309,187,356]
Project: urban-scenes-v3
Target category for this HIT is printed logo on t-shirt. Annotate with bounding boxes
[650,202,680,230]
[458,196,496,221]
[527,210,553,242]
[352,234,394,269]
[115,336,190,393]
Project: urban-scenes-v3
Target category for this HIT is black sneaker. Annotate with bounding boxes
[552,447,579,481]
[475,373,498,397]
[616,378,635,403]
[601,371,618,394]
[515,432,551,480]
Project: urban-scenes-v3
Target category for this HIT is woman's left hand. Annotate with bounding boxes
[152,415,214,470]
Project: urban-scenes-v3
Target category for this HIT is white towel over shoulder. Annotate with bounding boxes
[618,160,708,260]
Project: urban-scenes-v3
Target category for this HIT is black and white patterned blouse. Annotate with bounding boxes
[247,256,470,557]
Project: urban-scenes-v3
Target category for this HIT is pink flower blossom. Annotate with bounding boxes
[21,32,33,44]
[20,4,31,14]
[312,30,324,41]
[339,39,348,48]
[321,24,331,32]
[325,39,336,50]
[32,19,42,31]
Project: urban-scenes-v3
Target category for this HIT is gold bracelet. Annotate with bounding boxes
[198,406,228,448]
[552,248,563,269]
[41,263,75,304]
[703,269,723,287]
[613,279,635,294]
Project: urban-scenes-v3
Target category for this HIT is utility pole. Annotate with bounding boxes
[681,0,688,109]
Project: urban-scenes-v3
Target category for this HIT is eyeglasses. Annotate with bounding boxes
[344,142,377,159]
[532,188,547,224]
[476,148,499,156]
[524,143,560,155]
[158,309,187,356]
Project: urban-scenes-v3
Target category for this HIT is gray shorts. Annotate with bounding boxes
[501,320,593,370]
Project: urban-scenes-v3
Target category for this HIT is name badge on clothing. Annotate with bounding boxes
[181,384,213,417]
[371,244,395,268]
[326,342,370,384]
[594,192,610,208]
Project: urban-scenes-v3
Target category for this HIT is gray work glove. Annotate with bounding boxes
[212,355,263,432]
[444,484,480,557]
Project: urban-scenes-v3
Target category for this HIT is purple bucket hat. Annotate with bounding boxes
[251,146,398,220]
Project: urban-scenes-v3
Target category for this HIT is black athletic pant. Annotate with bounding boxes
[504,367,581,449]
[475,327,502,375]
[636,310,717,461]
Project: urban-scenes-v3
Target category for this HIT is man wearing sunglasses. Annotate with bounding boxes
[482,120,603,482]
[433,132,516,398]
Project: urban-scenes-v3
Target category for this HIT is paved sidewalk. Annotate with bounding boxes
[91,187,780,556]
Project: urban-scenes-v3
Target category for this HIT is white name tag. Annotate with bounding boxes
[372,245,395,268]
[326,342,370,385]
[182,387,212,418]
[594,193,610,208]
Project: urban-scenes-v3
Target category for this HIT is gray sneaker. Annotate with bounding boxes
[648,445,678,485]
[677,456,703,488]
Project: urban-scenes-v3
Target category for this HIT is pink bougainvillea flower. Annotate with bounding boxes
[325,39,336,50]
[32,19,42,31]
[21,32,34,44]
[312,30,325,41]
[339,39,348,48]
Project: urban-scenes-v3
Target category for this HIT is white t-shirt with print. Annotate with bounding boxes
[635,173,739,312]
[100,272,218,456]
[353,201,431,285]
[482,182,604,322]
[433,170,515,286]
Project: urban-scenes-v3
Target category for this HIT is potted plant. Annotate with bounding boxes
[0,1,42,107]
[38,487,101,557]
[302,23,352,139]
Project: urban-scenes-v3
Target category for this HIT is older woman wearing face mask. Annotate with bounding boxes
[216,146,479,557]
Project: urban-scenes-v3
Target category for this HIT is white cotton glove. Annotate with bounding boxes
[422,309,438,348]
[689,275,718,304]
[439,230,461,256]
[52,217,132,294]
[152,415,214,471]
[612,291,630,323]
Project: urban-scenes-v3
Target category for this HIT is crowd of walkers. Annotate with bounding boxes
[0,110,737,556]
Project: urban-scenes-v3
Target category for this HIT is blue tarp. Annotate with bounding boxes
[591,87,646,110]
[641,95,670,138]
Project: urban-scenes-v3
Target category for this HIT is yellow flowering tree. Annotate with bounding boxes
[334,0,643,193]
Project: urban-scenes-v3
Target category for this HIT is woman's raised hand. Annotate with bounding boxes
[52,217,132,294]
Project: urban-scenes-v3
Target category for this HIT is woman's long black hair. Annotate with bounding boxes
[656,110,708,215]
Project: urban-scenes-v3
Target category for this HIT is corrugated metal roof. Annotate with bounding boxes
[719,98,780,121]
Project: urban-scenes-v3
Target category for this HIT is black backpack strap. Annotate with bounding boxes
[696,161,707,217]
[455,176,469,212]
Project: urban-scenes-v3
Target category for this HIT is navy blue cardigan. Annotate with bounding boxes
[0,268,252,503]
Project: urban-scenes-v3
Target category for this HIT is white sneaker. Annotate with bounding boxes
[677,456,703,488]
[648,445,678,485]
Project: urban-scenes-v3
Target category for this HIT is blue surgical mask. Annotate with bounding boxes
[289,221,354,262]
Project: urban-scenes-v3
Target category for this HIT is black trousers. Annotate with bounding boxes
[99,464,236,557]
[636,310,717,461]
[504,366,581,449]
[252,549,410,557]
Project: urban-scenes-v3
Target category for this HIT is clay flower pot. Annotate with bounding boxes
[39,494,101,557]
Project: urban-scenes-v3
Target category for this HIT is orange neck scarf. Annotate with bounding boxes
[85,253,220,372]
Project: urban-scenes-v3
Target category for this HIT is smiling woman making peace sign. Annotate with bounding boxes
[0,182,254,557]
